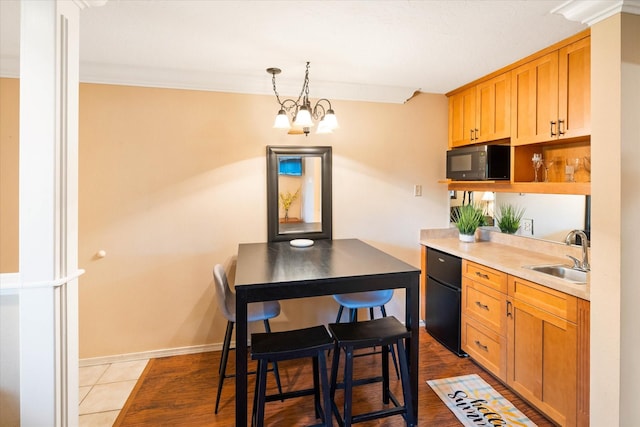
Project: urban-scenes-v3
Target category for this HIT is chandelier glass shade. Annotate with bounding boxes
[267,62,339,136]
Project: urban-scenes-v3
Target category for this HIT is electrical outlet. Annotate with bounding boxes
[413,185,422,197]
[521,218,534,236]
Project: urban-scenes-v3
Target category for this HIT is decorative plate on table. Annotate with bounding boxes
[290,239,314,248]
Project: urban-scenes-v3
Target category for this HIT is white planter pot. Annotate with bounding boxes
[459,232,476,243]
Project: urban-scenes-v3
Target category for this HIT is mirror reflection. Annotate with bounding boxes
[267,146,332,242]
[277,156,322,234]
[450,191,589,243]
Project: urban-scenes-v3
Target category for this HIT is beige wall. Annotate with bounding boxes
[591,13,640,426]
[0,78,19,273]
[618,14,640,425]
[0,80,448,358]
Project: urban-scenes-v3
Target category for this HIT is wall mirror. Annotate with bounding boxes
[267,146,332,242]
[450,191,590,243]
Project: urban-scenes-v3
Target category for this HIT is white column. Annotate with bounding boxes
[19,1,82,425]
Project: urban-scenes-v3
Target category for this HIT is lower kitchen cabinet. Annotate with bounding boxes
[507,275,578,426]
[461,261,589,427]
[461,261,508,381]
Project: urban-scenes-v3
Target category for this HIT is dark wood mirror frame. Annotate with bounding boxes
[267,146,332,242]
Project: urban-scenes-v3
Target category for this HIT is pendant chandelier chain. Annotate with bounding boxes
[271,62,310,109]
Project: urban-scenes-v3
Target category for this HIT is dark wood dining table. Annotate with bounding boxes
[233,238,421,426]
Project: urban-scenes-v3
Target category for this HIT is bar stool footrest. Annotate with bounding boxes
[331,390,406,426]
[264,387,317,402]
[332,375,384,390]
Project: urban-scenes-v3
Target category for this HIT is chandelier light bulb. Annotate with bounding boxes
[316,118,333,134]
[322,109,339,130]
[273,109,291,129]
[293,106,313,128]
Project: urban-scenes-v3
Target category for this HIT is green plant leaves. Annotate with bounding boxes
[495,204,526,234]
[452,204,485,235]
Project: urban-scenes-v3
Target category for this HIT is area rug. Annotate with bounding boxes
[427,374,537,427]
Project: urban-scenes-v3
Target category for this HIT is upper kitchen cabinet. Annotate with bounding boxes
[448,87,475,147]
[477,73,511,143]
[511,36,590,146]
[558,37,591,140]
[448,72,511,147]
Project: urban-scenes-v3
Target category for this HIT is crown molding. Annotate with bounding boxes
[552,0,640,26]
[0,58,418,103]
[78,61,419,104]
[71,0,109,10]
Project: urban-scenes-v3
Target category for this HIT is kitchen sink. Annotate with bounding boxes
[524,264,588,284]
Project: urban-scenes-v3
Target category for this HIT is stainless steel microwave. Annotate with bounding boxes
[446,144,510,181]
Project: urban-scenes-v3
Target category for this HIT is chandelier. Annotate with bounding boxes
[267,62,339,136]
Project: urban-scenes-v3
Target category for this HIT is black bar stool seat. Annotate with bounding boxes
[328,316,415,427]
[251,325,334,427]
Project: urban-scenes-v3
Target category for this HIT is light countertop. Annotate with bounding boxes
[420,228,590,301]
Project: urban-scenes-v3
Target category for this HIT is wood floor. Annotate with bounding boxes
[114,328,554,426]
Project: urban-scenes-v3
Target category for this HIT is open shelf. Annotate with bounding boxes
[444,180,590,195]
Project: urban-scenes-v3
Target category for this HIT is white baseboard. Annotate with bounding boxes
[79,342,227,367]
[80,320,426,367]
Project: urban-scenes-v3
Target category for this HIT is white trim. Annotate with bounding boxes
[71,0,108,10]
[0,55,19,78]
[79,342,224,367]
[1,58,418,104]
[552,0,640,26]
[0,270,85,293]
[78,61,418,104]
[0,273,21,295]
[80,318,427,367]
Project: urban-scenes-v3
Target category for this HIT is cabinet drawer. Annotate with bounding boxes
[462,315,507,381]
[508,275,578,323]
[462,260,508,293]
[462,277,506,336]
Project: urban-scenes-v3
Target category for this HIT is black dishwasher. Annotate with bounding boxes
[425,247,466,357]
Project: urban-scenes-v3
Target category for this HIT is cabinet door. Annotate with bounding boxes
[475,72,511,143]
[511,52,559,146]
[558,37,590,139]
[448,87,476,147]
[507,297,578,427]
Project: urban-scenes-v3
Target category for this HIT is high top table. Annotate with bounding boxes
[234,238,421,426]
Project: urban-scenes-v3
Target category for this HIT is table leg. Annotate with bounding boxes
[235,293,248,426]
[406,273,420,425]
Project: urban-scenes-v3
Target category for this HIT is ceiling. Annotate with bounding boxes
[0,0,627,103]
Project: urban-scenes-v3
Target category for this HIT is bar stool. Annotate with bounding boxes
[332,291,400,379]
[333,290,394,324]
[328,316,415,427]
[212,264,283,414]
[251,325,334,427]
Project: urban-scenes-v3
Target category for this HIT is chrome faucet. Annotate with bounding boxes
[565,229,590,271]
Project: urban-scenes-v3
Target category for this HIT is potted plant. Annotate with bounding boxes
[495,203,526,234]
[279,188,300,222]
[452,203,485,242]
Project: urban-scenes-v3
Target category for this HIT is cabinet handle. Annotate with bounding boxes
[474,340,488,351]
[506,300,513,318]
[470,129,475,141]
[475,301,489,311]
[474,128,479,140]
[550,121,557,137]
[558,119,565,135]
[475,271,490,280]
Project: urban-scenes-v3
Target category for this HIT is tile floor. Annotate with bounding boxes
[79,359,148,427]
